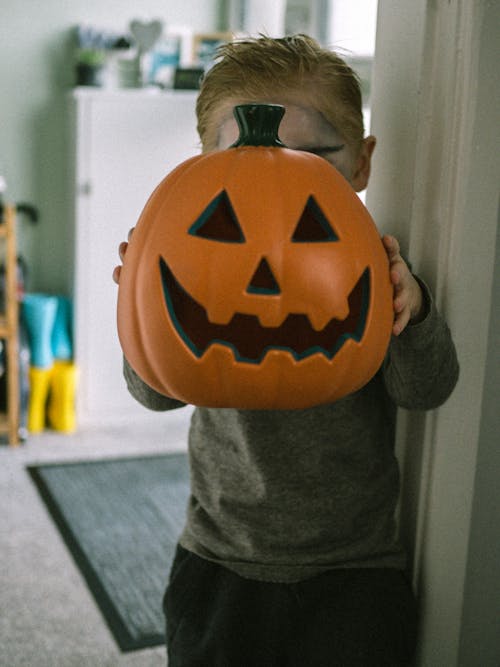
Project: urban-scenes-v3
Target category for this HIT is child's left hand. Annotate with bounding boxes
[382,234,424,336]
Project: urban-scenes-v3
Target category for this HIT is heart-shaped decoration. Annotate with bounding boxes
[130,19,163,52]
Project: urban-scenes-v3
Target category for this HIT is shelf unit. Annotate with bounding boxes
[71,89,199,426]
[0,204,19,445]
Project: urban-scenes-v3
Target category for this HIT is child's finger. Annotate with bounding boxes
[118,241,128,262]
[112,265,121,284]
[394,292,406,313]
[382,234,401,262]
[390,267,402,286]
[393,307,411,336]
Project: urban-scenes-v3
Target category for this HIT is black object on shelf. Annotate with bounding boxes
[173,67,204,90]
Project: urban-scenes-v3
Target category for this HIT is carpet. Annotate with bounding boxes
[28,452,190,652]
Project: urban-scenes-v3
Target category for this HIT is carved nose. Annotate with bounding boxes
[246,258,281,295]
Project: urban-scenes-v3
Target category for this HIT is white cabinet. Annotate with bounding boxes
[70,89,199,427]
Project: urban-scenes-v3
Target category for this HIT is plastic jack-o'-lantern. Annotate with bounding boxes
[117,104,393,409]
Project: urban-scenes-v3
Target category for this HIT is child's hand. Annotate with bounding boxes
[382,234,424,336]
[112,228,134,284]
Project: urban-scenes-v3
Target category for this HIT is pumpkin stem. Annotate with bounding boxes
[231,104,286,148]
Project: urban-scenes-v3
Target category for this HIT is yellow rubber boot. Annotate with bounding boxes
[28,366,53,433]
[47,361,78,433]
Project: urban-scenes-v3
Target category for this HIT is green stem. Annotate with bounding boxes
[231,104,286,148]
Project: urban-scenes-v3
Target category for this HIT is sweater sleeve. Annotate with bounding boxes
[382,279,459,410]
[123,357,187,411]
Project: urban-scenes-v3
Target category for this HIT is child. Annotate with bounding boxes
[114,35,459,666]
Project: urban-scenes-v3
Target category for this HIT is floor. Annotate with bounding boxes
[1,410,192,666]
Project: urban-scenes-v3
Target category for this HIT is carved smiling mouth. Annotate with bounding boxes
[159,257,369,363]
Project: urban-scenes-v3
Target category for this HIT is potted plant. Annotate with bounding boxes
[75,48,106,86]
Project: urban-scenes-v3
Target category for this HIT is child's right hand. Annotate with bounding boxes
[112,228,134,284]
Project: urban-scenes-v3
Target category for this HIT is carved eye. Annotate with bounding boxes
[189,191,245,243]
[291,195,339,242]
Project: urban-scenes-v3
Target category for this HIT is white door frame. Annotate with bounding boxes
[367,1,499,664]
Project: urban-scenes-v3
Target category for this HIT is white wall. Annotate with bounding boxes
[459,206,500,666]
[328,0,377,55]
[0,0,219,295]
[368,1,500,664]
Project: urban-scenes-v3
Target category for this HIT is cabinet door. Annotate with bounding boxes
[73,91,199,426]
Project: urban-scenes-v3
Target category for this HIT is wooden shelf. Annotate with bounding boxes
[0,204,20,445]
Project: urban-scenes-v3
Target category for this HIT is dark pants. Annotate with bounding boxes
[163,545,418,667]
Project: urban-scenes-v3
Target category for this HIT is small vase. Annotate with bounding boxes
[75,62,104,87]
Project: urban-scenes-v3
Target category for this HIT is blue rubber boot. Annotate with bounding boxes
[22,294,58,369]
[51,296,73,361]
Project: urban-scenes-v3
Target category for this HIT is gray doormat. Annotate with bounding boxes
[28,452,190,652]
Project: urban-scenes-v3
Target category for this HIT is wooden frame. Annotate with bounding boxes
[192,31,233,68]
[0,204,19,445]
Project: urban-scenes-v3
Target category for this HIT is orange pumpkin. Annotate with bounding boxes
[117,104,393,409]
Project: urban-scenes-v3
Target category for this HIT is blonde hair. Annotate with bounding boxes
[196,34,364,153]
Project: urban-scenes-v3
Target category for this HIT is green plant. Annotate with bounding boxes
[76,48,106,67]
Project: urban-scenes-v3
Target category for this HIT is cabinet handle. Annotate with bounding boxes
[78,181,92,196]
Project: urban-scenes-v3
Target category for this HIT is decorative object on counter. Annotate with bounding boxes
[129,19,163,87]
[192,32,233,71]
[115,56,141,89]
[130,19,163,54]
[74,25,135,88]
[173,67,204,90]
[149,35,181,88]
[22,294,77,433]
[103,36,135,89]
[73,22,217,89]
[74,25,113,86]
[75,47,106,87]
[117,104,393,410]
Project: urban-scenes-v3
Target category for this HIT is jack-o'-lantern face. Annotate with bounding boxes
[117,105,393,409]
[159,191,370,363]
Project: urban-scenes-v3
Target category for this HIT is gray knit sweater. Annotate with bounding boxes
[123,284,458,583]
